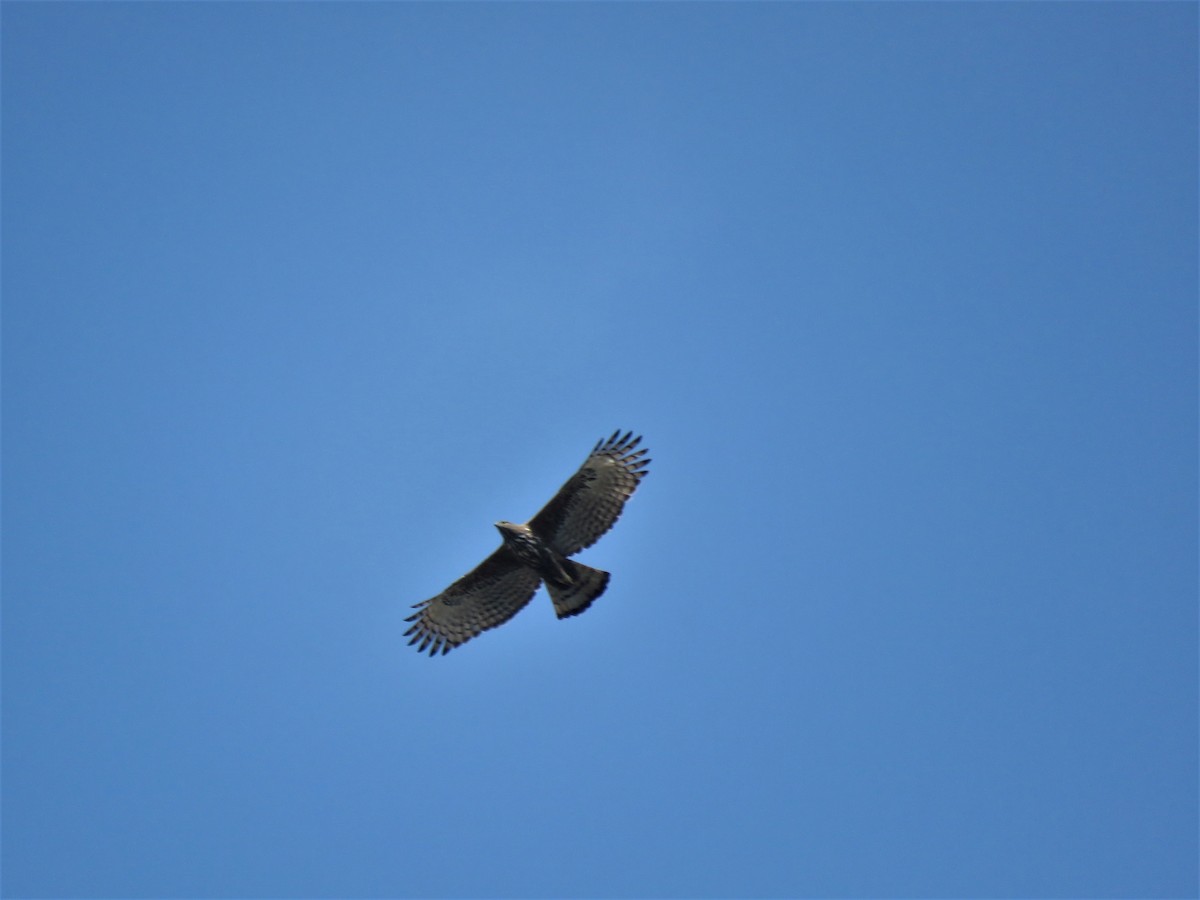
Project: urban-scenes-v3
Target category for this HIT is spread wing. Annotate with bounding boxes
[528,430,650,557]
[404,548,542,656]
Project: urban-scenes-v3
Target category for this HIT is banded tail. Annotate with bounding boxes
[545,559,610,619]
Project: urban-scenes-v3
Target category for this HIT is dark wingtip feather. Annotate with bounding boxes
[598,429,644,455]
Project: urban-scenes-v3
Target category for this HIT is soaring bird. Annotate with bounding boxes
[405,430,650,655]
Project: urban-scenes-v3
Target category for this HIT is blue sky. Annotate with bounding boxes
[3,4,1196,898]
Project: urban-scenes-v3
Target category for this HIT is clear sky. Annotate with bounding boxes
[3,4,1196,898]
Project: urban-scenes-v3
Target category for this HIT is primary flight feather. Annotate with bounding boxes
[405,430,650,656]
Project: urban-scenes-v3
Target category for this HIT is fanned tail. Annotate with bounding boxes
[545,560,610,619]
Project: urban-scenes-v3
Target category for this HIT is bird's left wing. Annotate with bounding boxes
[528,430,650,557]
[405,547,542,656]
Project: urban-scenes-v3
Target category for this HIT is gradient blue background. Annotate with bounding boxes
[3,4,1196,898]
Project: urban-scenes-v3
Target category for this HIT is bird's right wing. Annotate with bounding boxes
[405,548,542,655]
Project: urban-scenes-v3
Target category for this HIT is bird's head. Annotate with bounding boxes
[494,521,517,536]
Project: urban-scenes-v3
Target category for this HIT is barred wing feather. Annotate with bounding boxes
[528,430,651,557]
[404,548,542,656]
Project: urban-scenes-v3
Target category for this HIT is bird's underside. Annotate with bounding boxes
[405,430,650,656]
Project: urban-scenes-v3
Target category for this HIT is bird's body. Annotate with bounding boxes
[405,431,650,655]
[493,521,569,582]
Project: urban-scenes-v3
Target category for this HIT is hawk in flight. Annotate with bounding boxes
[405,430,650,655]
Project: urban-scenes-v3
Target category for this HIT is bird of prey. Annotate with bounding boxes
[405,430,650,655]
